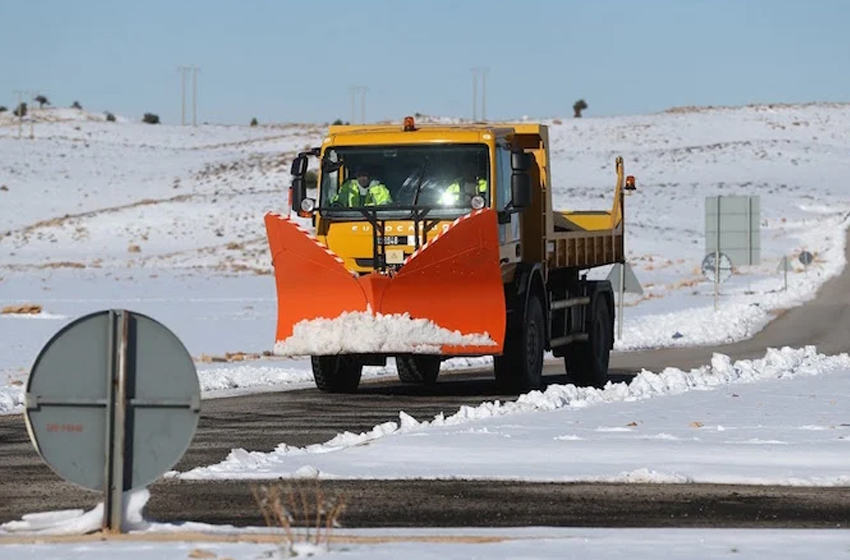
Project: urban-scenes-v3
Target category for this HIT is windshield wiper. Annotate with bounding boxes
[411,156,430,207]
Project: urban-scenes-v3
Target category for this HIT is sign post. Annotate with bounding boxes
[776,256,791,291]
[607,262,643,340]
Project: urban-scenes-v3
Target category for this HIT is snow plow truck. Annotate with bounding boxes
[264,116,635,393]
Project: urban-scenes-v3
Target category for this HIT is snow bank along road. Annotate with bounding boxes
[1,229,849,528]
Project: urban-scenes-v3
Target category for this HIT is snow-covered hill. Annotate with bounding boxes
[1,102,849,409]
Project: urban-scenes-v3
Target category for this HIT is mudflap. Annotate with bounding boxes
[264,209,506,356]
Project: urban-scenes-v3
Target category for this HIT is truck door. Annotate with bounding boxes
[496,144,521,263]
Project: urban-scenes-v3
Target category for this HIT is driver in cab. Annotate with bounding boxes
[331,167,392,207]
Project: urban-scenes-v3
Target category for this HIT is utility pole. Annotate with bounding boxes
[471,69,478,121]
[177,66,199,125]
[471,66,489,121]
[12,89,37,139]
[348,86,357,124]
[191,67,200,126]
[12,90,24,139]
[29,92,35,139]
[177,67,189,125]
[348,86,367,124]
[481,67,489,121]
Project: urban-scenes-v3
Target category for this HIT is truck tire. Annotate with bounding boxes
[494,294,544,392]
[396,356,441,385]
[565,293,612,388]
[311,356,363,393]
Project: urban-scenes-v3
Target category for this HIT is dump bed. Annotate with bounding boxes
[508,124,627,273]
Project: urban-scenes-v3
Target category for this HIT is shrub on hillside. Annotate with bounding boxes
[142,113,160,124]
[13,103,27,117]
[573,99,588,118]
[105,111,116,122]
[0,106,7,113]
[332,118,344,125]
[71,101,82,110]
[35,95,50,108]
[250,117,258,126]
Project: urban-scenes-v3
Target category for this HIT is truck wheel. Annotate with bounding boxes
[494,294,544,392]
[565,294,612,388]
[311,356,363,393]
[396,356,441,385]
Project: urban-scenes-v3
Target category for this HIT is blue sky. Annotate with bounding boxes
[1,0,847,125]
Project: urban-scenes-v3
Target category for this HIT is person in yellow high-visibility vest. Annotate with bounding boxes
[440,165,488,206]
[331,167,392,207]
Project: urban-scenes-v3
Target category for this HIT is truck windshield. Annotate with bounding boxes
[319,144,489,219]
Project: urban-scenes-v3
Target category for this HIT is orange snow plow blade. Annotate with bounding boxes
[381,209,505,355]
[264,209,505,356]
[263,213,368,342]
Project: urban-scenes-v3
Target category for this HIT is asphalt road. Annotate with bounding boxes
[1,230,849,529]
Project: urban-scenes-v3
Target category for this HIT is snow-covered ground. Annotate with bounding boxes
[2,103,849,415]
[4,528,849,560]
[179,346,850,485]
[3,525,850,559]
[3,103,850,557]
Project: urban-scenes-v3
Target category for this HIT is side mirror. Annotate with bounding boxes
[511,151,532,172]
[291,176,306,209]
[511,173,532,209]
[290,155,308,177]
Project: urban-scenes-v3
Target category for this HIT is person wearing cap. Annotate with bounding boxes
[332,167,392,207]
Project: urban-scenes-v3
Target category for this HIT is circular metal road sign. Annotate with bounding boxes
[702,252,733,284]
[25,310,201,492]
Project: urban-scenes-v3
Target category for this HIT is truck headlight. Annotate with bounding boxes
[300,198,316,212]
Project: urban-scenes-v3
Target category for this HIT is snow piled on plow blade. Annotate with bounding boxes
[274,310,497,357]
[265,208,506,357]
